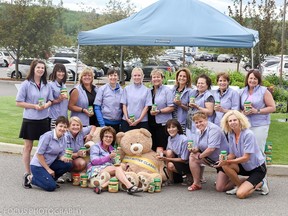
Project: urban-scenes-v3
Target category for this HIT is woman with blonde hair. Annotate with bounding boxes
[218,110,269,198]
[120,67,152,132]
[188,112,231,192]
[148,68,174,151]
[69,67,99,126]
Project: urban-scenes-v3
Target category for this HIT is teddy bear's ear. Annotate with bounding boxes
[116,132,125,144]
[139,128,151,138]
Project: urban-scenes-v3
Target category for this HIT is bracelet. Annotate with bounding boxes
[81,108,84,113]
[159,109,162,113]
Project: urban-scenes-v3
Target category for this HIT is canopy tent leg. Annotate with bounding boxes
[120,46,124,85]
[251,48,254,69]
[75,44,80,84]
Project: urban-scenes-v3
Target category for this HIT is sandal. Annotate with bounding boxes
[187,184,202,191]
[127,185,143,195]
[94,186,102,194]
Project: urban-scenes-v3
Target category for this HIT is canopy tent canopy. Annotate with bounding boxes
[78,0,259,48]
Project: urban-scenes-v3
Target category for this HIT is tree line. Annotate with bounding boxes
[0,0,286,77]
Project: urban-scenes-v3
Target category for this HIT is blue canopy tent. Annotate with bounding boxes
[77,0,259,82]
[78,0,259,48]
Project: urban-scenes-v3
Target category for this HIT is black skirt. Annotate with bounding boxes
[19,118,50,140]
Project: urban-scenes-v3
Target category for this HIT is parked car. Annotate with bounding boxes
[241,61,252,71]
[203,53,214,61]
[0,51,14,67]
[48,57,103,80]
[229,55,238,63]
[217,54,231,62]
[124,60,176,81]
[0,55,4,66]
[6,59,73,80]
[261,60,288,79]
[194,52,207,61]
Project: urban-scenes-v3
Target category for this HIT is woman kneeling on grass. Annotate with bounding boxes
[24,116,72,191]
[217,110,269,199]
[87,126,143,195]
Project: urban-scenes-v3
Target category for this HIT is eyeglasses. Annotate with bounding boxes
[104,135,113,139]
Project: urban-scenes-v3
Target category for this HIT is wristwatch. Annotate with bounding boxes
[257,109,261,114]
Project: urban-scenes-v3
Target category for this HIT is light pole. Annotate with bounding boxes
[280,0,287,87]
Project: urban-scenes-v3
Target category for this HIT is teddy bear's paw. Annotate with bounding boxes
[138,174,150,192]
[119,172,139,191]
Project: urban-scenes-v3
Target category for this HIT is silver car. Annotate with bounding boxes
[6,59,73,80]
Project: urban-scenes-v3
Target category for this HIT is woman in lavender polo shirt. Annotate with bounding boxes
[69,67,99,127]
[16,59,53,188]
[212,72,240,126]
[120,67,152,132]
[94,68,123,133]
[171,68,194,134]
[188,112,232,192]
[219,110,269,199]
[156,119,190,184]
[187,74,215,142]
[48,63,69,129]
[148,69,174,151]
[24,116,72,191]
[65,116,96,173]
[240,70,276,153]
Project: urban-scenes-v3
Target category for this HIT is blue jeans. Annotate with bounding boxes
[31,160,72,191]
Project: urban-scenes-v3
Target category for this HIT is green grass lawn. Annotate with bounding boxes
[0,96,287,164]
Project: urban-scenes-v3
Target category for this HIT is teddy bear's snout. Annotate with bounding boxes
[130,143,143,155]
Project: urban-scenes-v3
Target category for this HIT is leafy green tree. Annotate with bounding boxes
[79,0,164,73]
[0,0,58,78]
[225,0,281,68]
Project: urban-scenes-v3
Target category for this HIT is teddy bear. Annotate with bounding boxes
[119,171,140,191]
[137,172,162,192]
[84,126,102,150]
[88,170,111,189]
[116,128,167,191]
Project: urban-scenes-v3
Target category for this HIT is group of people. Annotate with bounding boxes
[16,59,276,198]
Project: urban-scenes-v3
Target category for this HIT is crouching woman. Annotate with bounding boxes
[218,110,269,199]
[188,112,232,192]
[25,116,72,191]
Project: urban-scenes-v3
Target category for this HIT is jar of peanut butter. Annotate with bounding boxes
[72,173,80,186]
[80,175,88,188]
[108,177,119,193]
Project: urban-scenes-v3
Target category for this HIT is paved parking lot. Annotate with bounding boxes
[0,152,287,216]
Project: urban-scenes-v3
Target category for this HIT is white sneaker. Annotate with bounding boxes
[63,172,72,182]
[56,176,65,183]
[261,178,269,195]
[226,187,238,195]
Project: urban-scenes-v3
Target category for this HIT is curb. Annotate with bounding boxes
[1,142,287,177]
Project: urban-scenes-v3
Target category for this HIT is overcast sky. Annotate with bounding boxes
[56,0,285,14]
[58,0,232,13]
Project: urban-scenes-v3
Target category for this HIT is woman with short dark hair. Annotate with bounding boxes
[25,116,72,191]
[87,126,143,194]
[94,68,123,133]
[240,69,275,153]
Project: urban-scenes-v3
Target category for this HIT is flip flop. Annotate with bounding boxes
[188,184,202,191]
